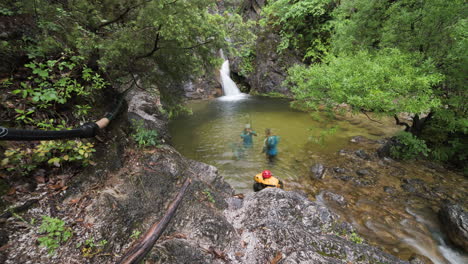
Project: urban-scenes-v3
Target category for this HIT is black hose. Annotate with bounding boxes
[0,123,99,141]
[0,88,129,141]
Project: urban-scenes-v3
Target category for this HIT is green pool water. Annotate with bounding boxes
[169,96,399,193]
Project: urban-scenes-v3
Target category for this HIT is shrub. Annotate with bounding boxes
[131,120,159,147]
[390,132,430,160]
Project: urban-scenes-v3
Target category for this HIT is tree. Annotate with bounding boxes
[1,0,254,114]
[286,49,443,131]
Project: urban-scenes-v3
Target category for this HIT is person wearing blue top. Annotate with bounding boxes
[240,124,257,147]
[262,128,279,162]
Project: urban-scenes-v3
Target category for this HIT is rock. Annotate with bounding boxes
[356,169,371,176]
[225,188,407,264]
[353,169,377,186]
[401,178,427,194]
[321,191,347,207]
[438,203,468,251]
[125,89,170,142]
[377,138,398,158]
[409,254,434,264]
[355,149,371,160]
[310,163,326,179]
[350,136,371,143]
[334,175,353,182]
[383,186,397,194]
[246,29,300,95]
[333,167,346,174]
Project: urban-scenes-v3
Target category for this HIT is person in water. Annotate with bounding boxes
[240,124,257,147]
[262,128,279,162]
[253,170,284,192]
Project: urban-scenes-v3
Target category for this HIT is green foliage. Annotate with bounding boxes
[78,236,108,258]
[130,230,141,240]
[1,140,95,175]
[349,232,363,244]
[202,189,215,203]
[326,0,467,168]
[238,47,255,77]
[261,0,336,62]
[11,56,107,110]
[286,49,443,115]
[390,132,430,160]
[75,105,92,118]
[37,216,73,255]
[131,120,159,147]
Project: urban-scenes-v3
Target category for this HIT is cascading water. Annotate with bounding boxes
[218,54,247,101]
[219,60,242,97]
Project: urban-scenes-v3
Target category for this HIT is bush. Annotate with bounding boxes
[131,120,159,147]
[390,132,430,160]
[1,140,95,175]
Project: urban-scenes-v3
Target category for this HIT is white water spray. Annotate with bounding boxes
[219,60,242,97]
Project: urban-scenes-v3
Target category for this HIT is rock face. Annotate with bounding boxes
[224,189,406,264]
[438,203,468,251]
[125,89,170,142]
[246,30,300,95]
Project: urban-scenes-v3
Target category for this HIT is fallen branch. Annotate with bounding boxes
[117,178,192,264]
[360,110,383,124]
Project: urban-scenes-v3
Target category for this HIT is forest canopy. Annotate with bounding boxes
[263,0,467,169]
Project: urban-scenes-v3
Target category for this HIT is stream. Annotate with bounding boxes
[169,96,468,264]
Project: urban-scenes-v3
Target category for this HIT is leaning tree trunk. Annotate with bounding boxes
[394,112,434,137]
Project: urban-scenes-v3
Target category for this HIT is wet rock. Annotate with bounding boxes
[352,169,377,186]
[356,169,371,176]
[377,138,398,158]
[409,254,434,264]
[338,149,349,155]
[438,203,468,251]
[333,167,346,174]
[350,136,371,143]
[355,149,371,160]
[334,175,353,182]
[401,178,427,194]
[321,191,347,207]
[310,163,326,179]
[383,186,397,194]
[354,149,371,160]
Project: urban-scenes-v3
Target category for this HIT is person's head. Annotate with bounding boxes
[262,170,272,179]
[244,124,251,132]
[265,128,271,136]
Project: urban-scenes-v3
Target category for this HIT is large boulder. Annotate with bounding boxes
[225,188,407,264]
[438,203,468,251]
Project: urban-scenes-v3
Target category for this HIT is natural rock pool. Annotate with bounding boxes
[170,95,468,264]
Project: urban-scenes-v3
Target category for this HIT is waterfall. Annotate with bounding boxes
[219,60,242,97]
